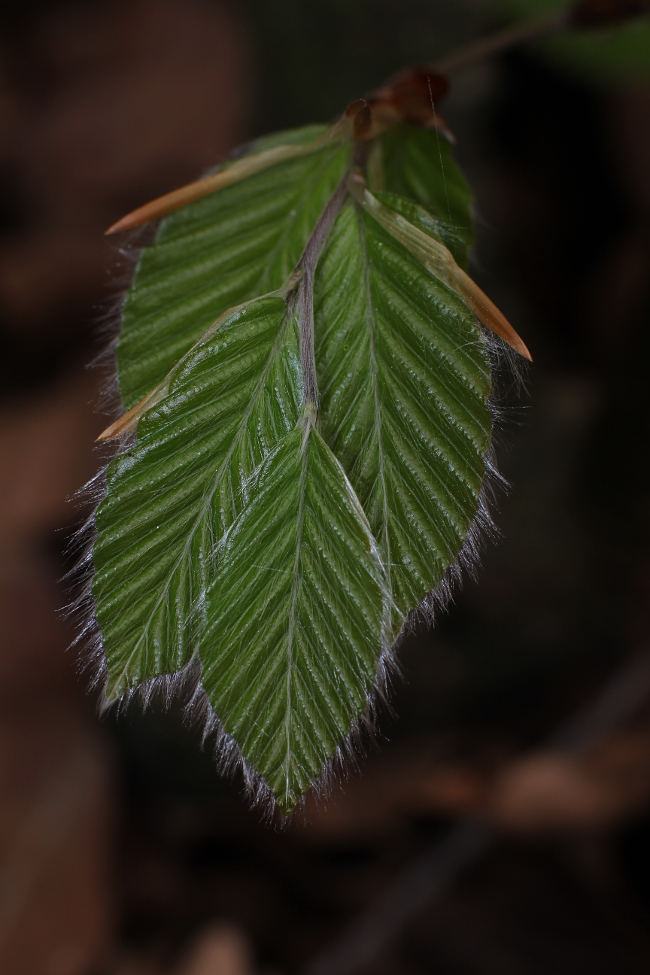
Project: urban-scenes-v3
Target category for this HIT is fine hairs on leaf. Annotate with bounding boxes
[72,6,644,819]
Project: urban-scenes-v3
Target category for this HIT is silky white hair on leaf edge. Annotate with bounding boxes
[64,186,528,823]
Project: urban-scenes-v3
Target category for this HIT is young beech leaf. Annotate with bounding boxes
[105,125,343,235]
[200,421,388,815]
[93,295,302,696]
[374,124,474,266]
[90,118,530,815]
[314,197,492,632]
[117,126,350,409]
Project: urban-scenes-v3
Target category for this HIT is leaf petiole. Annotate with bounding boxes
[296,178,350,411]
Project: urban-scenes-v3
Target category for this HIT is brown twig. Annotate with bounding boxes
[433,10,569,76]
[295,180,348,411]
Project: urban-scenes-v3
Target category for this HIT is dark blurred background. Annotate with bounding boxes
[1,1,650,973]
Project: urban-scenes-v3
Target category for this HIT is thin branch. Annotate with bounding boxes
[103,5,648,237]
[297,177,350,279]
[295,178,349,411]
[433,10,569,76]
[298,268,318,409]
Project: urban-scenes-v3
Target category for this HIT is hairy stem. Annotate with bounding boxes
[298,267,318,409]
[296,178,349,413]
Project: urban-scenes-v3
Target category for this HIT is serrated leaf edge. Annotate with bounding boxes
[72,122,526,819]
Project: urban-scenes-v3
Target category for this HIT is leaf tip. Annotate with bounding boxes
[97,414,131,441]
[519,340,533,363]
[97,387,163,441]
[104,210,142,237]
[104,215,132,235]
[102,679,122,704]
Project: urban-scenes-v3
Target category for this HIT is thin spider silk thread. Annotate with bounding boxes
[428,74,452,224]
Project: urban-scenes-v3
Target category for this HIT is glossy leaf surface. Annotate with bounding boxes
[92,121,502,813]
[315,197,491,630]
[94,295,301,697]
[201,424,387,814]
[117,126,350,408]
[377,124,474,265]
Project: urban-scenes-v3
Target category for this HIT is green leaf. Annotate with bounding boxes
[377,124,474,266]
[315,196,492,630]
[200,422,388,814]
[117,127,350,409]
[91,120,507,814]
[93,294,301,696]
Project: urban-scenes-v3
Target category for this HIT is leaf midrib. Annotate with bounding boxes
[282,427,310,806]
[355,203,392,610]
[255,146,346,295]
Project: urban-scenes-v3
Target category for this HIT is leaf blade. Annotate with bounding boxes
[93,294,302,698]
[106,127,343,234]
[315,197,493,626]
[377,122,474,266]
[117,130,351,408]
[91,119,521,813]
[201,424,388,813]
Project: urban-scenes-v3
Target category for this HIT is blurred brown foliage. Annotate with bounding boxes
[1,1,650,974]
[0,2,250,972]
